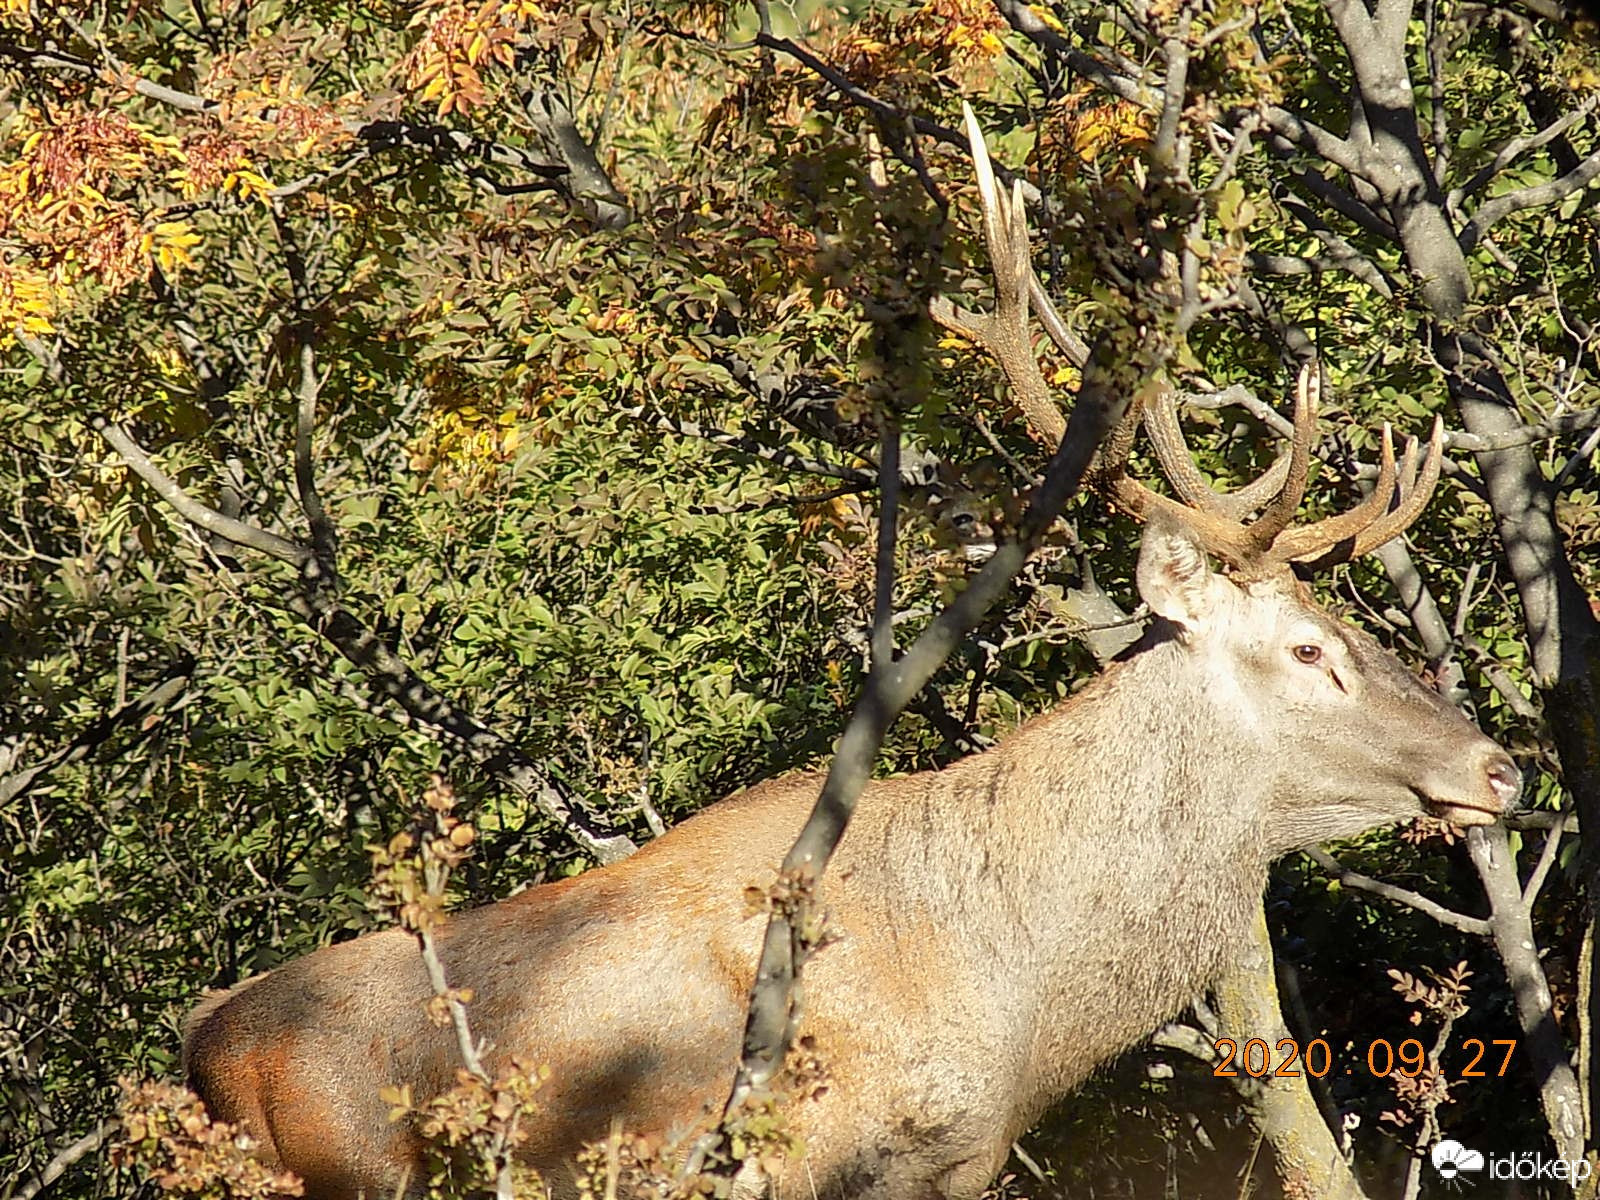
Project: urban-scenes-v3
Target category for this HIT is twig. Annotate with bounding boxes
[9,1119,118,1200]
[871,418,900,673]
[1304,847,1491,935]
[1522,821,1564,907]
[1446,93,1600,214]
[0,655,194,807]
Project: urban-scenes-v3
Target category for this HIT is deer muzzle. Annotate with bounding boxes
[1419,750,1522,827]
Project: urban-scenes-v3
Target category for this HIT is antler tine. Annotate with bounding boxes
[1266,423,1401,565]
[1143,393,1296,522]
[1104,359,1445,575]
[1142,395,1235,515]
[963,103,1021,309]
[1345,416,1444,558]
[1224,453,1294,518]
[1244,363,1318,551]
[1104,468,1263,562]
[1100,403,1266,564]
[929,103,1064,443]
[1268,416,1445,568]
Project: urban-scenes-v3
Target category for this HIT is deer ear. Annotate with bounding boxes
[1136,514,1222,632]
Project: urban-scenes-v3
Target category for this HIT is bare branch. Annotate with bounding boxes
[1152,29,1192,171]
[1447,93,1600,214]
[1277,158,1399,240]
[1274,193,1399,297]
[1304,847,1491,935]
[81,391,633,863]
[292,339,338,575]
[1460,144,1600,252]
[871,419,900,673]
[1424,0,1450,189]
[275,209,341,584]
[1460,634,1543,720]
[1246,249,1395,298]
[0,655,194,807]
[9,1119,118,1200]
[1523,821,1564,906]
[1504,809,1579,833]
[1259,106,1371,184]
[94,419,311,566]
[1445,407,1600,453]
[991,0,1159,109]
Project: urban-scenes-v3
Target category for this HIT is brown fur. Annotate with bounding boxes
[183,528,1518,1200]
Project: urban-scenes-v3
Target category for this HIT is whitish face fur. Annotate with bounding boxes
[1135,516,1520,849]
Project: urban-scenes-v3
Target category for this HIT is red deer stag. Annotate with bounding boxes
[183,118,1519,1200]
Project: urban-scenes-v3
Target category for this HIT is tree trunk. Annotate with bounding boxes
[1213,902,1371,1199]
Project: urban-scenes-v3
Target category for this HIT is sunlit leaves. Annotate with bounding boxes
[404,0,553,117]
[0,111,186,336]
[1034,89,1154,179]
[827,0,1009,100]
[144,220,202,274]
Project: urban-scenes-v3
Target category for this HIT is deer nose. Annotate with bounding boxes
[1486,755,1522,807]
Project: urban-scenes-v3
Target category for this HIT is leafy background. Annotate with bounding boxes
[1,0,1597,1196]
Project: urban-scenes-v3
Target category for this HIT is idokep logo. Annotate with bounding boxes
[1429,1140,1593,1186]
[1430,1140,1485,1180]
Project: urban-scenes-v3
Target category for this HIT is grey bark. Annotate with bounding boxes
[1212,904,1369,1200]
[1284,0,1600,1162]
[1377,535,1584,1166]
[519,85,631,229]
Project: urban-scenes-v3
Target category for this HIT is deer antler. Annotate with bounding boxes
[930,104,1067,445]
[935,106,1446,579]
[1101,365,1444,576]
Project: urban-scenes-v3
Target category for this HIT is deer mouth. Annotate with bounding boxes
[1418,795,1504,827]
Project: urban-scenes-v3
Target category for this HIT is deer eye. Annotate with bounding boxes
[1292,644,1323,665]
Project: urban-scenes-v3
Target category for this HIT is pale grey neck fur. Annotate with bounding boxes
[835,632,1270,1126]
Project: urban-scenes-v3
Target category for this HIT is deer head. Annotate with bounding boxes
[930,104,1517,843]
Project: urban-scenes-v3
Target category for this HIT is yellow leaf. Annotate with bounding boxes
[1027,3,1064,31]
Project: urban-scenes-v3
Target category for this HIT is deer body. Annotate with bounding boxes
[184,522,1518,1200]
[186,109,1522,1200]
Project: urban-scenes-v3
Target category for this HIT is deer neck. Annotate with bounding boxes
[838,638,1274,1115]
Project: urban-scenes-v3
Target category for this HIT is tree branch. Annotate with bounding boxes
[1304,847,1491,934]
[696,356,1132,1176]
[0,655,195,807]
[91,413,634,864]
[992,0,1160,109]
[1460,143,1600,252]
[9,1119,118,1200]
[94,418,311,566]
[1446,93,1600,215]
[1444,406,1600,453]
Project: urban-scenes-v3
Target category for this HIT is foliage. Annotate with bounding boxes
[1,0,1597,1196]
[113,1080,303,1200]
